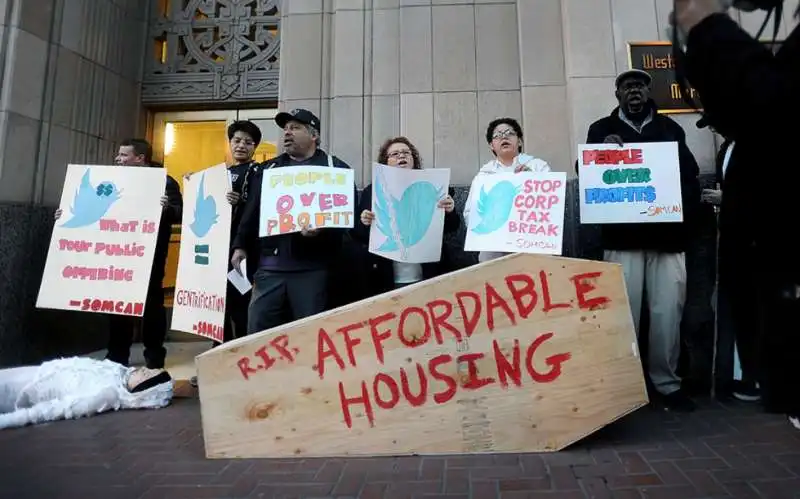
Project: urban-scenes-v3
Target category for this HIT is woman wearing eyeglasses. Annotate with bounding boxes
[463,117,552,263]
[352,137,461,295]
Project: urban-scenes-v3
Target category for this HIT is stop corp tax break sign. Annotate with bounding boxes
[577,142,683,224]
[196,253,647,458]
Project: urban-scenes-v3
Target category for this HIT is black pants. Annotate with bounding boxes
[106,268,167,369]
[218,282,249,344]
[716,236,760,391]
[247,268,328,335]
[758,275,800,415]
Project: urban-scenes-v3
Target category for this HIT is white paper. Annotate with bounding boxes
[227,258,251,295]
[368,163,451,264]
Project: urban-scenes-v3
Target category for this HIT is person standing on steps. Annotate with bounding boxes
[54,139,182,369]
[581,69,701,413]
[231,109,357,335]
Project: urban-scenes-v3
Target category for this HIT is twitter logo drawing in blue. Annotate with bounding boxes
[471,180,520,234]
[374,177,444,259]
[60,169,122,229]
[189,173,219,238]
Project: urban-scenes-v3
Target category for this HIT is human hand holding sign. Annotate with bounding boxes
[437,194,455,213]
[360,209,375,226]
[226,191,240,205]
[54,209,62,221]
[231,249,247,275]
[604,134,625,146]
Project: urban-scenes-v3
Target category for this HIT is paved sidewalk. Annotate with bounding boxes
[0,398,798,499]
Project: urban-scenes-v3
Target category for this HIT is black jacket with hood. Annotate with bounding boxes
[580,100,701,253]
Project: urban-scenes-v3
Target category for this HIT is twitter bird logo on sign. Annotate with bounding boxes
[374,177,444,260]
[189,172,219,238]
[471,180,520,235]
[61,169,122,229]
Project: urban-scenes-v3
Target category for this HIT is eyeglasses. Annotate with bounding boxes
[492,129,517,140]
[387,149,412,159]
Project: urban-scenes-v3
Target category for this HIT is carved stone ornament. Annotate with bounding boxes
[143,0,280,105]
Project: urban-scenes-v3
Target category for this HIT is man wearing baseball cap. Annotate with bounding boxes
[579,69,702,412]
[231,109,356,334]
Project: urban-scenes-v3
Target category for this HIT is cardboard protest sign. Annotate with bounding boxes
[196,253,648,458]
[171,164,232,341]
[464,172,567,255]
[578,142,683,224]
[36,164,165,316]
[369,163,451,263]
[259,165,355,237]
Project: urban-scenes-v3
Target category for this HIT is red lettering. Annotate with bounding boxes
[279,213,294,233]
[368,312,395,364]
[237,357,258,380]
[316,328,345,379]
[336,322,364,367]
[571,271,610,310]
[493,339,522,388]
[426,299,463,344]
[399,364,428,407]
[339,381,374,428]
[540,270,571,312]
[372,373,400,409]
[504,274,538,319]
[319,193,332,210]
[429,354,457,404]
[276,194,294,214]
[333,193,348,206]
[397,307,431,347]
[299,192,316,206]
[485,283,516,331]
[458,353,494,390]
[270,334,296,362]
[455,291,482,337]
[525,332,572,383]
[582,148,644,165]
[254,346,276,371]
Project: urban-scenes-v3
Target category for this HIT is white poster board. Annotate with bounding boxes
[171,164,233,341]
[368,163,450,263]
[577,142,683,224]
[259,165,355,237]
[36,164,165,316]
[464,172,567,255]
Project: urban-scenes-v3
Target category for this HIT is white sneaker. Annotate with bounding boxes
[789,415,800,431]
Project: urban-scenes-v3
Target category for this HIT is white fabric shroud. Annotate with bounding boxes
[0,357,174,430]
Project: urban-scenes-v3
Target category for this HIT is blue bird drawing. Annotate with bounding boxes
[189,173,219,238]
[60,169,122,229]
[470,180,521,234]
[374,169,444,260]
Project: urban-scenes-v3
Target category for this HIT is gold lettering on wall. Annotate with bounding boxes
[640,53,676,70]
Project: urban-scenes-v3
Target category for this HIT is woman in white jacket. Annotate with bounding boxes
[463,117,551,262]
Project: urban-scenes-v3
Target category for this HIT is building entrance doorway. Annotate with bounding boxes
[151,109,279,309]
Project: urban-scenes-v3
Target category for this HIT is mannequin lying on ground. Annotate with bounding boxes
[0,357,174,430]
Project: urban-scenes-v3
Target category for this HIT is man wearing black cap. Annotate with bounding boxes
[580,69,701,412]
[231,109,355,334]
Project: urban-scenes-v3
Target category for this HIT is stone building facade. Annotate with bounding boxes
[0,0,793,365]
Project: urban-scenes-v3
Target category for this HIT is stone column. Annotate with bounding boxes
[0,0,148,366]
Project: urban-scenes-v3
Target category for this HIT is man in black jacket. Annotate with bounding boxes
[675,0,800,429]
[581,69,702,412]
[231,109,356,334]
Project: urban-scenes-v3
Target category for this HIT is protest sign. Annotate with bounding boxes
[36,165,165,316]
[171,164,232,341]
[196,253,648,458]
[259,165,355,237]
[369,163,451,264]
[578,142,683,224]
[464,172,567,255]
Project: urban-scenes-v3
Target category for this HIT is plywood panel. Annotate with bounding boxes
[196,253,648,458]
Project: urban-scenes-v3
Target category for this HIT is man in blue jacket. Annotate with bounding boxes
[582,69,702,412]
[231,109,356,334]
